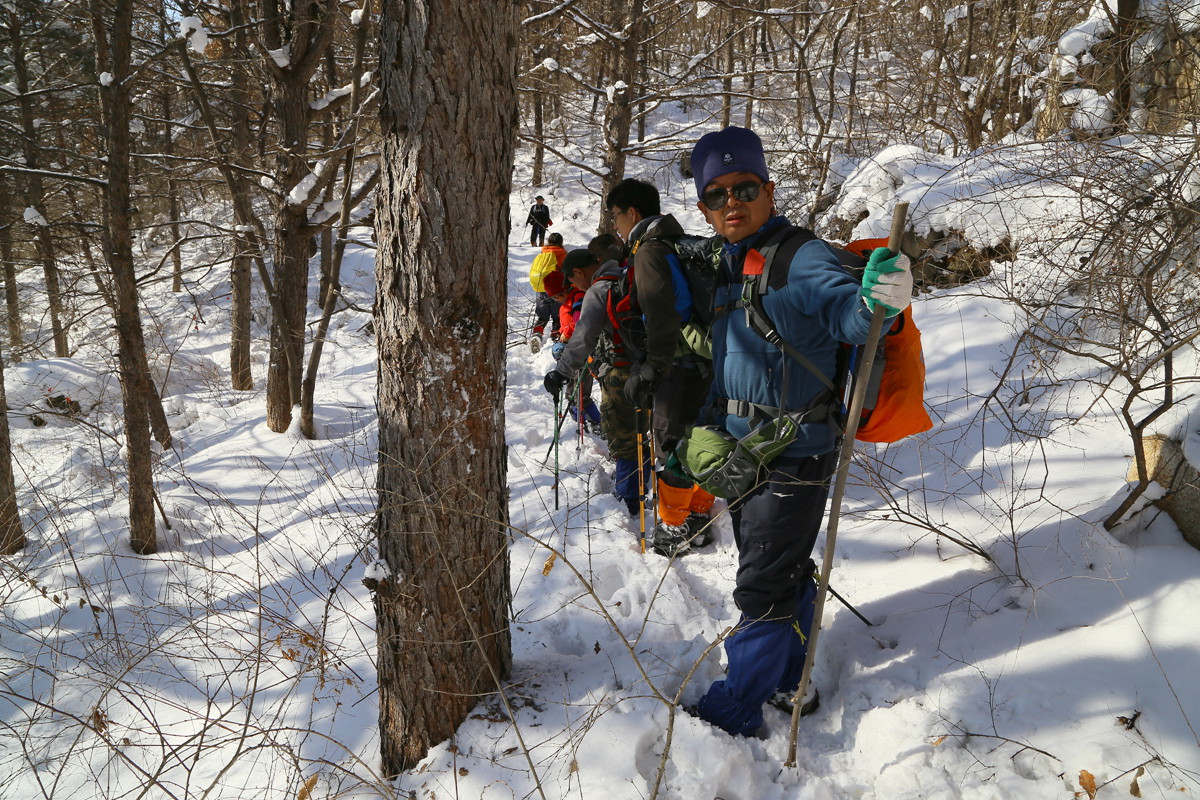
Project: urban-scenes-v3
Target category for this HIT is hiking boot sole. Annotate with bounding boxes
[767,688,820,717]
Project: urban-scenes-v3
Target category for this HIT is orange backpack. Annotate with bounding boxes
[738,229,933,444]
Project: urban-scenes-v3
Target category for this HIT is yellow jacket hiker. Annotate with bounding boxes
[529,242,566,292]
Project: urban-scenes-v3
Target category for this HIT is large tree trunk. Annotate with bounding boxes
[0,347,24,555]
[598,0,645,230]
[8,12,69,357]
[260,0,341,434]
[228,0,256,391]
[93,0,158,554]
[265,75,312,432]
[532,88,544,186]
[1,217,20,350]
[375,0,516,775]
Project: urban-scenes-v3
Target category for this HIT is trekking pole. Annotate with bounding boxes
[636,407,647,555]
[785,202,908,768]
[648,422,660,530]
[577,377,585,452]
[828,584,875,627]
[541,371,584,465]
[553,392,561,511]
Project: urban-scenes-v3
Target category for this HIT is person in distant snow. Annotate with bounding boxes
[684,126,913,737]
[526,195,553,247]
[529,231,567,343]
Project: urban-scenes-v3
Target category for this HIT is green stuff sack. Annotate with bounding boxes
[676,426,756,499]
[676,419,799,500]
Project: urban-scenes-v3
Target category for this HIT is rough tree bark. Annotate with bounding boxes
[374,0,516,775]
[260,0,340,433]
[0,346,24,555]
[299,4,374,440]
[1,215,20,350]
[228,0,256,390]
[265,72,313,431]
[7,8,69,357]
[92,0,159,554]
[598,0,645,226]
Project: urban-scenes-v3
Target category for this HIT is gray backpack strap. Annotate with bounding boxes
[741,227,836,392]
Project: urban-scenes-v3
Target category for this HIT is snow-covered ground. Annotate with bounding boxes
[1,127,1198,799]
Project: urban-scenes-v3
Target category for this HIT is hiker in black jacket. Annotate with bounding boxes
[605,178,716,558]
[526,195,552,246]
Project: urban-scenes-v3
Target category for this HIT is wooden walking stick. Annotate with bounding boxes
[784,202,909,767]
[553,392,561,511]
[636,407,647,554]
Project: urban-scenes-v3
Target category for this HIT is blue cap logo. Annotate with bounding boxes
[690,126,770,199]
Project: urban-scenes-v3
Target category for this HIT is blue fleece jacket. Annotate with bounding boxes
[708,217,874,458]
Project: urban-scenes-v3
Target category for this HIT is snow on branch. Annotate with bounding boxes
[287,168,321,208]
[310,71,373,111]
[178,16,209,55]
[0,164,106,188]
[520,0,581,27]
[267,45,291,69]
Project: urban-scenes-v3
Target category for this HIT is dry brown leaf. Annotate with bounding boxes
[1130,765,1146,798]
[541,554,556,575]
[1080,769,1098,800]
[297,774,319,800]
[931,735,946,746]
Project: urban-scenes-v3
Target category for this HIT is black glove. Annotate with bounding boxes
[543,370,568,399]
[623,363,657,407]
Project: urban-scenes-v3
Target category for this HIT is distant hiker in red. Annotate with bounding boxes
[546,268,601,431]
[526,195,553,246]
[684,126,912,737]
[529,232,567,344]
[556,279,583,342]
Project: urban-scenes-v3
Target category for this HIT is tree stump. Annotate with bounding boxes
[1130,435,1200,550]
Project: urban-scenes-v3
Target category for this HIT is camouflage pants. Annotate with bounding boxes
[600,365,649,462]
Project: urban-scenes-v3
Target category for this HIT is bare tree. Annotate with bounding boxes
[91,0,160,554]
[3,1,72,356]
[226,0,258,392]
[258,0,340,433]
[0,344,23,555]
[0,215,19,350]
[298,2,377,439]
[374,0,516,774]
[597,0,644,217]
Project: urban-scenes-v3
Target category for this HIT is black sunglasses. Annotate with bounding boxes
[701,180,765,210]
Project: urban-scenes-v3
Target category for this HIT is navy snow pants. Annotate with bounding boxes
[696,451,837,736]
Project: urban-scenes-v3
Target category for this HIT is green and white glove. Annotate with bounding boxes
[860,248,913,317]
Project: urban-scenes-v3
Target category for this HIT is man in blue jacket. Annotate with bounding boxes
[687,126,912,736]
